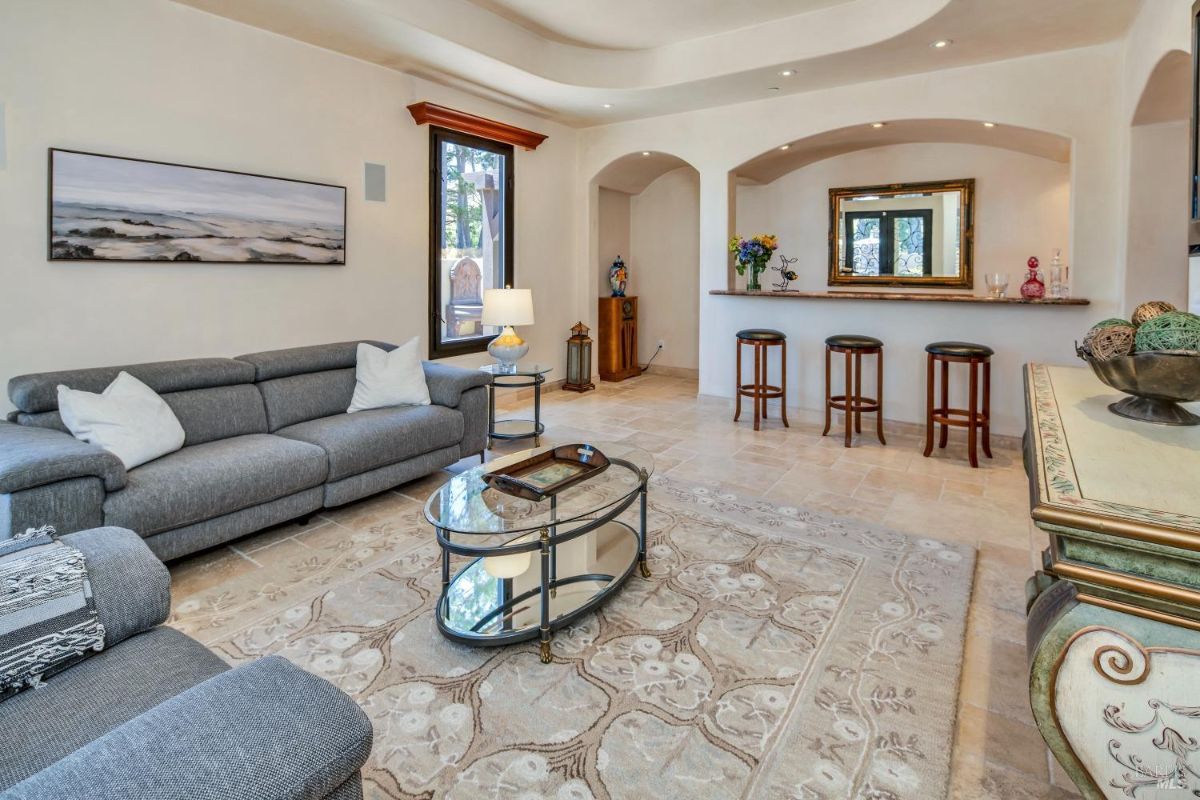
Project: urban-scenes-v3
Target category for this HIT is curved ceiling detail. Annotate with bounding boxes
[733,119,1072,184]
[591,152,697,195]
[173,0,1140,126]
[1132,50,1191,127]
[466,0,856,51]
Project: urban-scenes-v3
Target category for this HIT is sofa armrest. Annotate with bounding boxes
[422,362,492,408]
[6,656,373,800]
[61,527,170,647]
[0,422,126,493]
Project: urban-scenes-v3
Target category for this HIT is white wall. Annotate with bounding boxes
[737,143,1070,294]
[596,188,631,297]
[0,0,579,412]
[629,167,700,368]
[1125,120,1190,313]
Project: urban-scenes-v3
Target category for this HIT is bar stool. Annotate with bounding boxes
[823,335,885,448]
[735,329,788,431]
[923,341,993,468]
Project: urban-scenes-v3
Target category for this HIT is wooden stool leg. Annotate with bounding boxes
[853,351,863,434]
[967,359,979,468]
[752,343,762,432]
[843,349,853,448]
[982,359,992,459]
[875,349,887,445]
[923,353,935,457]
[760,344,769,421]
[734,341,742,422]
[780,340,789,428]
[938,359,949,449]
[822,346,832,436]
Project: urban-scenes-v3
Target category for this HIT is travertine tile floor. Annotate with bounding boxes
[169,374,1079,799]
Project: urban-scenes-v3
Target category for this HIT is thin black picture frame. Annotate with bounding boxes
[47,148,348,264]
[427,126,516,360]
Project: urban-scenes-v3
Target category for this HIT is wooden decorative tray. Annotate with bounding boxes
[482,444,609,501]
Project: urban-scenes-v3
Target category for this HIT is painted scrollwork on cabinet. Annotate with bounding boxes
[1053,627,1200,797]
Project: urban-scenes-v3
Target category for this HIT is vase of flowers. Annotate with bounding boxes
[729,234,778,292]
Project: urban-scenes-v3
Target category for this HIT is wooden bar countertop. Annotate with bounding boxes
[709,289,1089,305]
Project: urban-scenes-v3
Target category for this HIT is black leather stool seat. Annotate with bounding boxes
[737,328,786,341]
[925,341,994,358]
[825,334,882,349]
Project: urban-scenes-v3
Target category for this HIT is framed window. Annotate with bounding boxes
[428,127,514,359]
[843,208,933,277]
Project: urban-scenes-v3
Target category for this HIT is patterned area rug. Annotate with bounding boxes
[195,476,975,799]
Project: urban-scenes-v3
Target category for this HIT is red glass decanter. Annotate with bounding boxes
[1020,256,1045,300]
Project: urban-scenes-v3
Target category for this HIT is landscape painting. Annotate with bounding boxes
[49,149,346,264]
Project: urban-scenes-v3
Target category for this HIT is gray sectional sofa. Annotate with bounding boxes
[0,526,372,799]
[0,341,490,560]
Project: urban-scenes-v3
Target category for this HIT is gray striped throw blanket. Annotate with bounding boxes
[0,526,106,696]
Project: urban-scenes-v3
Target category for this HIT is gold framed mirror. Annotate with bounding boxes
[828,178,974,288]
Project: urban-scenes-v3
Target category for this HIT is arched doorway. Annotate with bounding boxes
[589,152,701,377]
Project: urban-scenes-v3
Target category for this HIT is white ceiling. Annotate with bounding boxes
[733,119,1072,184]
[466,0,854,50]
[173,0,1142,127]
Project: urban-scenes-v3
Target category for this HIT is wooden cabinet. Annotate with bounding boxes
[598,296,639,381]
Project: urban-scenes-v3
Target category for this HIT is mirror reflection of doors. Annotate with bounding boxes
[844,209,933,277]
[829,178,974,289]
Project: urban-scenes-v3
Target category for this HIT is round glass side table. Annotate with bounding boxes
[424,442,654,663]
[479,362,553,450]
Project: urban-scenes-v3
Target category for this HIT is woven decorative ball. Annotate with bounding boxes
[1132,300,1177,326]
[1082,320,1135,360]
[1134,312,1200,354]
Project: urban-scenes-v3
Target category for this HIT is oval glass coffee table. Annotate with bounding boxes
[424,443,653,663]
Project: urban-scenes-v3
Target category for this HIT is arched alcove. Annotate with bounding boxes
[589,152,701,375]
[1125,49,1191,314]
[728,119,1073,294]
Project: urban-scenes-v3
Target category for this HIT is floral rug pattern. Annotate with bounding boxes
[171,476,975,799]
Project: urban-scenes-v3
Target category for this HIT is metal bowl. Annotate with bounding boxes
[1076,348,1200,425]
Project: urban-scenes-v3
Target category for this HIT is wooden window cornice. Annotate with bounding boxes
[407,102,548,151]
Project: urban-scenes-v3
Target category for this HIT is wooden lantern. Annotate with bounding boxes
[564,321,595,392]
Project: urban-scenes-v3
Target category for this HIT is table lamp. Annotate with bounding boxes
[482,287,534,373]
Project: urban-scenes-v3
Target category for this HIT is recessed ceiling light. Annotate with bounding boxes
[930,39,952,49]
[779,144,790,151]
[602,103,613,109]
[871,122,886,128]
[641,151,651,156]
[779,69,795,77]
[982,121,996,127]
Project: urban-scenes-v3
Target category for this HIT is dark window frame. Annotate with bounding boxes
[844,208,933,276]
[428,126,515,360]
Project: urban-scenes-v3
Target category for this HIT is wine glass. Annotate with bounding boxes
[984,273,1009,298]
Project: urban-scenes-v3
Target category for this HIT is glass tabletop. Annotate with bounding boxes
[424,442,654,536]
[479,362,553,377]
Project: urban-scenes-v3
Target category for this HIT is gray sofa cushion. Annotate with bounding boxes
[103,434,328,536]
[8,358,255,415]
[62,527,170,649]
[259,368,357,432]
[6,656,372,800]
[422,362,491,408]
[162,384,269,445]
[0,626,229,791]
[0,423,126,493]
[236,340,394,381]
[277,405,464,482]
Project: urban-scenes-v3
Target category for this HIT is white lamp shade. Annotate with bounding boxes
[482,288,535,327]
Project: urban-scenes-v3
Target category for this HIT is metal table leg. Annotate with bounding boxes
[538,527,552,663]
[638,479,651,578]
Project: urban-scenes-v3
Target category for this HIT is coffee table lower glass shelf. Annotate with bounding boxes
[425,443,653,663]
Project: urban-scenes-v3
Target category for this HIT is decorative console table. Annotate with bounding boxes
[1024,363,1200,798]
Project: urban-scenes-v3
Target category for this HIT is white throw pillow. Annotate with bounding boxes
[57,371,186,469]
[347,339,431,413]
